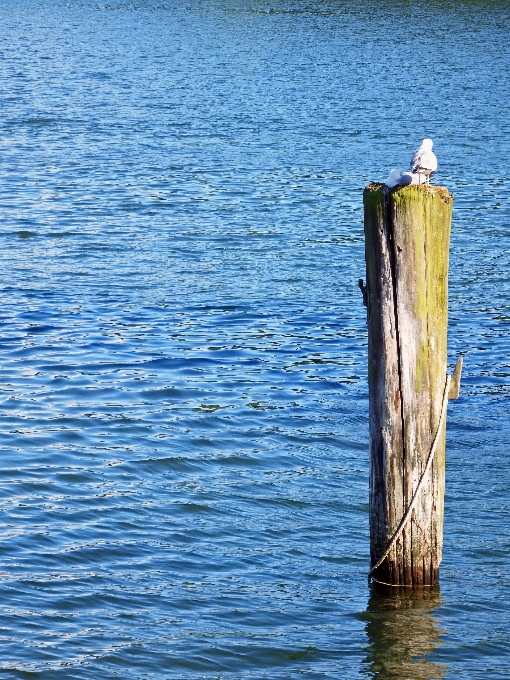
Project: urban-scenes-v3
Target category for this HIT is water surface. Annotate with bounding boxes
[0,0,509,677]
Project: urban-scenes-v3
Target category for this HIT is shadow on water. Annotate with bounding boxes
[360,584,446,679]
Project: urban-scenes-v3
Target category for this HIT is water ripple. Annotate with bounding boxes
[0,0,509,677]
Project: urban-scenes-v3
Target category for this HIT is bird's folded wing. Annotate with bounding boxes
[411,149,423,171]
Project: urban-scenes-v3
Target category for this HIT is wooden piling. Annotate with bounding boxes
[363,183,454,587]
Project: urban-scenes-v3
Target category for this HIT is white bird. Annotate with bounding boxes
[384,169,419,188]
[410,138,437,184]
[384,168,402,188]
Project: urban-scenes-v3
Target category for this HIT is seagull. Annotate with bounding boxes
[410,138,437,184]
[384,168,403,188]
[384,168,419,188]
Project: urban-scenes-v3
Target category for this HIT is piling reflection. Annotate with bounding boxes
[362,584,446,679]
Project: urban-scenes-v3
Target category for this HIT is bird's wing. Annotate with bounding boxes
[411,147,424,171]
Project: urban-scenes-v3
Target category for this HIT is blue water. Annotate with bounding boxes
[0,0,509,677]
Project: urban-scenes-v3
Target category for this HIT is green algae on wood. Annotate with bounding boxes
[363,182,453,587]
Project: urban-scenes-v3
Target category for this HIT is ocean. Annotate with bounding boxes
[0,0,509,677]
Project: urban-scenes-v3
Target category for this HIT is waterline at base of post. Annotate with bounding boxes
[370,576,436,588]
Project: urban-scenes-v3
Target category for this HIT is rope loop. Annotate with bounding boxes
[368,375,451,579]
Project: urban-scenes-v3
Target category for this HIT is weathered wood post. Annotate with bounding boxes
[362,183,460,587]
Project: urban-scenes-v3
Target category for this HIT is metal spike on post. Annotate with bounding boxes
[362,182,459,587]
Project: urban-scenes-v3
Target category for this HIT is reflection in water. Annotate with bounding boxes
[362,585,447,679]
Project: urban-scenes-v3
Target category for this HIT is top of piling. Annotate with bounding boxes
[365,183,453,204]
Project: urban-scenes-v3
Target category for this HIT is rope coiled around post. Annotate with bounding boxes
[368,375,451,579]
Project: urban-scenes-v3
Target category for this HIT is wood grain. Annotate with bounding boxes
[363,183,453,586]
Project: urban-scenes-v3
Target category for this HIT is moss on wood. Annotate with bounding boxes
[363,182,453,587]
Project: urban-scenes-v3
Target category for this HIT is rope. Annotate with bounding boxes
[368,375,451,579]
